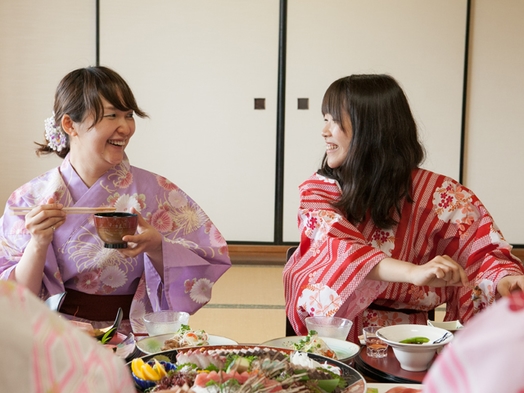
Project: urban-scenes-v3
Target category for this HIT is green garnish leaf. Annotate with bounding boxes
[317,378,342,392]
[100,327,116,344]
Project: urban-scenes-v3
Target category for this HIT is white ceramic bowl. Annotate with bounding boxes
[305,316,353,341]
[376,324,453,372]
[143,310,190,336]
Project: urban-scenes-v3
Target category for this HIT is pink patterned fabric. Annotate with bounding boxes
[284,169,523,343]
[0,154,231,333]
[0,280,135,393]
[423,290,524,393]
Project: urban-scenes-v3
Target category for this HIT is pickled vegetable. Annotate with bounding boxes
[399,336,430,344]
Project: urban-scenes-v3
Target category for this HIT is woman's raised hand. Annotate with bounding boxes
[24,198,66,245]
[119,208,163,260]
[410,255,469,288]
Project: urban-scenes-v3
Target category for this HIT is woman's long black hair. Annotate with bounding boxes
[318,74,425,229]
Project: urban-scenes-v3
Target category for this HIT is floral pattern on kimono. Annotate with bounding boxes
[0,154,231,333]
[283,169,523,343]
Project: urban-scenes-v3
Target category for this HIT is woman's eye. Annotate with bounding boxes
[104,114,116,118]
[126,112,134,118]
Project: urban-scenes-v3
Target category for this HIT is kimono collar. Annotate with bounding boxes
[59,154,132,203]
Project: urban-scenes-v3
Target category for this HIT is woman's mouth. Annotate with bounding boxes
[108,139,126,147]
[326,143,338,151]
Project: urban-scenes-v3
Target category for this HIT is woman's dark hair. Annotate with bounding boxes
[318,74,425,229]
[36,66,148,158]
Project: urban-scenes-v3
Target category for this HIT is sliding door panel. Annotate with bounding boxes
[100,0,280,242]
[283,0,468,242]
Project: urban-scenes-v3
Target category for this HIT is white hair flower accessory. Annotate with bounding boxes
[44,113,68,152]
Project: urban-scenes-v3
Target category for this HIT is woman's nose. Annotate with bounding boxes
[117,119,133,135]
[321,125,330,137]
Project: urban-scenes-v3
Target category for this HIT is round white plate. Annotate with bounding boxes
[261,336,360,363]
[136,333,238,354]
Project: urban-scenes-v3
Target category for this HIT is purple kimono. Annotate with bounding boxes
[0,154,231,332]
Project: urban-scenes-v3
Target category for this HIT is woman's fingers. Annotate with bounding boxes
[24,200,66,240]
[427,255,469,287]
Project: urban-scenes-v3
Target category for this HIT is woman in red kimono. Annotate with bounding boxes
[283,74,524,343]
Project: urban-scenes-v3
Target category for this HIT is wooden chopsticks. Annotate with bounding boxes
[9,206,117,216]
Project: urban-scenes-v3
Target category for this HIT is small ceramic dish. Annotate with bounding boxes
[132,361,176,391]
[427,319,464,332]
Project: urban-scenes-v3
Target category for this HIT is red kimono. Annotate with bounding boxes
[283,169,523,343]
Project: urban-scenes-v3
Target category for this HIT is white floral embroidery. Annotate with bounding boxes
[114,194,141,212]
[189,278,213,304]
[100,266,127,288]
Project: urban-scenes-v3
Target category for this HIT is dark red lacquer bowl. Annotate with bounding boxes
[94,212,138,248]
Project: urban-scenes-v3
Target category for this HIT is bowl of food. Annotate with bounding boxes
[376,324,453,372]
[305,316,353,341]
[93,212,138,248]
[142,310,190,336]
[262,333,360,364]
[131,358,177,391]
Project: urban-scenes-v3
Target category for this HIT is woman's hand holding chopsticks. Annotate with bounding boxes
[11,198,67,294]
[22,198,67,240]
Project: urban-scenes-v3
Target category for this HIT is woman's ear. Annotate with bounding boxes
[61,114,77,136]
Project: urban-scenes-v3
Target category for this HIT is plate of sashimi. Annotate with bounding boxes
[129,345,367,393]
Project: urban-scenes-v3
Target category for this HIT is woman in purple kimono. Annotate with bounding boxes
[0,66,231,334]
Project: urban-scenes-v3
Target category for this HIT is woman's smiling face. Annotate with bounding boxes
[321,113,353,169]
[64,96,137,186]
[74,97,136,168]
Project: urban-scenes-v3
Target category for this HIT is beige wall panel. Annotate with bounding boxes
[0,1,95,209]
[283,0,468,242]
[99,0,280,242]
[465,0,524,244]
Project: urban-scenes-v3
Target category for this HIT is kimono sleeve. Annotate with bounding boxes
[284,175,388,335]
[139,182,231,315]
